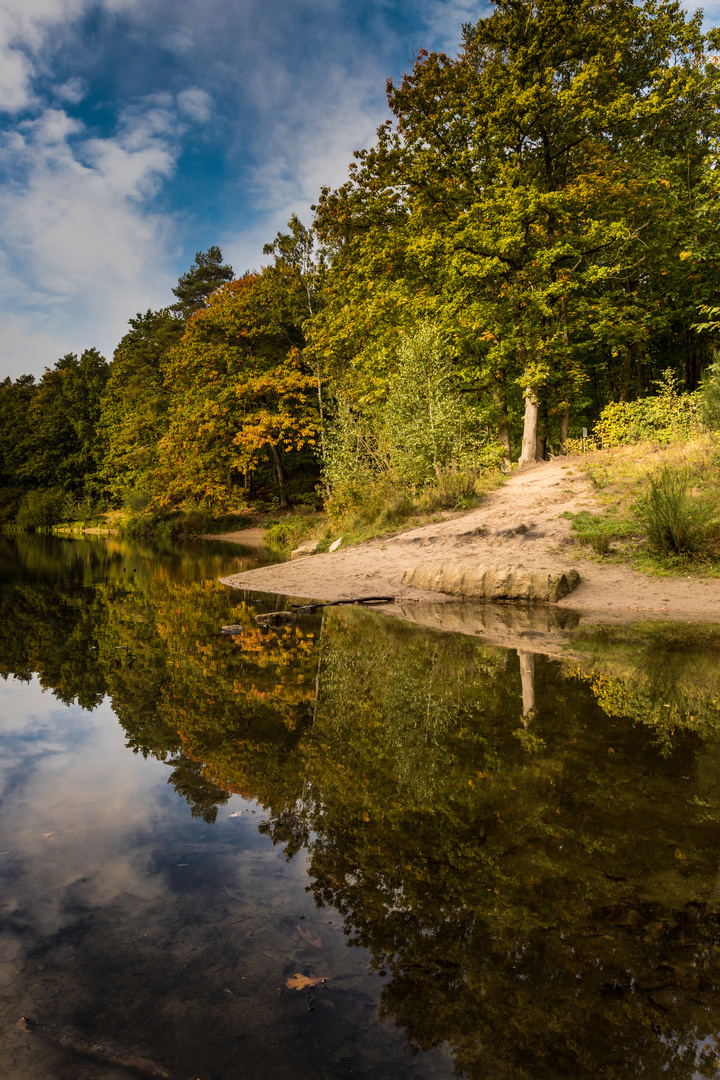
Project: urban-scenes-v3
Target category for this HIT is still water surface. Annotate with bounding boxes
[1,535,720,1080]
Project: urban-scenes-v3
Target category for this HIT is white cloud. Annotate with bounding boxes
[0,98,181,373]
[177,87,212,124]
[54,75,87,103]
[0,42,34,112]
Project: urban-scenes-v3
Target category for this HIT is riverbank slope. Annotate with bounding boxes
[220,457,720,623]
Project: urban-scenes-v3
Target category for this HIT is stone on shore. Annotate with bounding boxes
[401,563,580,603]
[290,539,321,559]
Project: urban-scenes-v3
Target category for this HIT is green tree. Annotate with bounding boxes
[0,374,36,525]
[98,309,184,504]
[313,0,720,463]
[158,270,320,509]
[171,245,234,318]
[23,349,109,498]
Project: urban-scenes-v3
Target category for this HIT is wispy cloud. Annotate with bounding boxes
[0,94,183,375]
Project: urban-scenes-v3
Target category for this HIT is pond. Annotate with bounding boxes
[1,534,720,1080]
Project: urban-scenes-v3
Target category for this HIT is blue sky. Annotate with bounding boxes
[0,0,716,380]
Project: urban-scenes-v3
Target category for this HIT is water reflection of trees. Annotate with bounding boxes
[3,536,720,1078]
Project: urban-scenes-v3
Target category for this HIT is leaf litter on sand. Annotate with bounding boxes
[285,974,329,990]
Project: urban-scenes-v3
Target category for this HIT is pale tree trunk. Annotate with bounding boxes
[270,443,288,508]
[518,389,539,468]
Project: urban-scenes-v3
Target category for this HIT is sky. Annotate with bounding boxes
[0,0,717,381]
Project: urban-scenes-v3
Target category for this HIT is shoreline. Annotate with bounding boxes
[219,458,720,633]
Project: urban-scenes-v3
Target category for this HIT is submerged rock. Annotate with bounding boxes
[402,563,580,603]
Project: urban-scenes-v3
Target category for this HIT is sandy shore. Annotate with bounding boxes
[220,458,720,628]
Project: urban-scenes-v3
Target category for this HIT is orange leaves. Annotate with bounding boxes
[285,974,328,989]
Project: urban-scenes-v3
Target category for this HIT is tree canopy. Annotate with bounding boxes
[2,0,720,521]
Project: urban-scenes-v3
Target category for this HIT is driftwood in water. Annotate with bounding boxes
[16,1017,192,1080]
[253,611,297,628]
[222,596,395,633]
[290,596,395,615]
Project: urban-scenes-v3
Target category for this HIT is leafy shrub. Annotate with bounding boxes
[419,468,479,511]
[700,357,720,431]
[592,371,700,448]
[15,488,67,532]
[123,485,154,513]
[324,323,502,521]
[264,513,325,551]
[634,465,709,557]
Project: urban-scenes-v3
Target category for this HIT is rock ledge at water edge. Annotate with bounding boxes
[401,563,581,603]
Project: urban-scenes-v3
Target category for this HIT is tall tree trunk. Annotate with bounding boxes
[559,400,571,454]
[498,418,511,465]
[637,355,646,394]
[270,443,288,508]
[620,346,632,402]
[518,388,539,468]
[536,400,548,461]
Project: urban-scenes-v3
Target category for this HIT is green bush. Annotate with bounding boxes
[700,357,720,431]
[15,488,67,532]
[634,465,709,557]
[123,485,154,513]
[323,324,502,522]
[591,371,700,449]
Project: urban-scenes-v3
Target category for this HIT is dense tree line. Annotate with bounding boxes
[2,0,720,526]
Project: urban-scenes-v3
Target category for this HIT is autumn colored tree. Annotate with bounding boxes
[158,268,320,508]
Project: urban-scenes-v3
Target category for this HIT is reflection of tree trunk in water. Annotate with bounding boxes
[270,443,288,508]
[518,650,536,723]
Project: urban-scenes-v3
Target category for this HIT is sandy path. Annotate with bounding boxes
[220,458,720,624]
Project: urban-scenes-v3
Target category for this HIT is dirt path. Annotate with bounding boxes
[220,458,720,624]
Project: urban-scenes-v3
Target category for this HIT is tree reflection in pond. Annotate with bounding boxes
[2,535,720,1079]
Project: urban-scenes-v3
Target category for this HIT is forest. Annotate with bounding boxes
[2,0,720,533]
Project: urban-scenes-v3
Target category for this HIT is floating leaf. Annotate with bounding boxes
[296,923,323,949]
[285,974,329,990]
